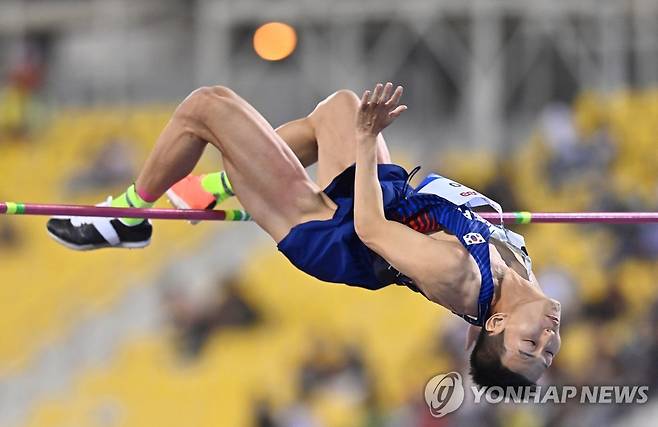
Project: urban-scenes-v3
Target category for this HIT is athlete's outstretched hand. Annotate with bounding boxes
[357,82,407,137]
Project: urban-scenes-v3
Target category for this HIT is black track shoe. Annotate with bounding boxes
[47,204,152,251]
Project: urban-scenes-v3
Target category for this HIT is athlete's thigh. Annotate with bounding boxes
[309,90,392,188]
[198,89,334,242]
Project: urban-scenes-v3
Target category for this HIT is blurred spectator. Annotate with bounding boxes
[253,399,280,427]
[65,138,136,195]
[481,162,521,212]
[540,103,617,191]
[540,103,580,189]
[260,339,375,427]
[0,218,20,249]
[434,317,469,372]
[298,339,369,403]
[279,400,323,427]
[581,276,627,322]
[161,274,261,359]
[634,223,658,260]
[646,302,658,393]
[0,41,45,141]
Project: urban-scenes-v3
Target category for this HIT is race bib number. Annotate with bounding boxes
[417,175,502,216]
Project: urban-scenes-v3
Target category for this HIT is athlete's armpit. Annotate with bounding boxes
[358,219,474,290]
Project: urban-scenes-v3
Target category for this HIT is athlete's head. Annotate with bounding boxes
[470,292,562,387]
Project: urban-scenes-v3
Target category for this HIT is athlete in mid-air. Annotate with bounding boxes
[47,82,561,387]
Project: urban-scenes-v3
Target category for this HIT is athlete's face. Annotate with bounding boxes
[493,298,562,382]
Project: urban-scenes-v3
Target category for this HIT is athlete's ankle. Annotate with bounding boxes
[111,184,154,226]
[135,186,159,203]
[201,170,234,203]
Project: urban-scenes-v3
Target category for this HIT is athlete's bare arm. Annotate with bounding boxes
[353,83,482,313]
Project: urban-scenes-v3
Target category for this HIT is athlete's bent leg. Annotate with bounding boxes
[166,89,393,213]
[197,87,390,177]
[187,88,319,169]
[48,86,336,248]
[139,86,336,241]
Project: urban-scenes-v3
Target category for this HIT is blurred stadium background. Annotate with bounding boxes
[1,0,657,426]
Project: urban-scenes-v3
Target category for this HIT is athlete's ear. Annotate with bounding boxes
[484,312,508,335]
[465,325,480,351]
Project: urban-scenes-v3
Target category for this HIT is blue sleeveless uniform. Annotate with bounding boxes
[277,164,499,326]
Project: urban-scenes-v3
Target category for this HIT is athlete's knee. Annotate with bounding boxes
[189,85,239,104]
[172,87,242,140]
[206,85,240,100]
[181,86,241,119]
[331,89,360,105]
[322,89,360,111]
[310,89,360,121]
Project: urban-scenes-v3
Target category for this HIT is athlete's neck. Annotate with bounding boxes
[490,264,546,313]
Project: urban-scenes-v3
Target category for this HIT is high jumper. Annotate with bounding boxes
[44,82,561,387]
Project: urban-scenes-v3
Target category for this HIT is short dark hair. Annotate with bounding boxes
[469,327,536,388]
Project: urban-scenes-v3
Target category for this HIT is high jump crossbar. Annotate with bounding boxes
[2,202,658,224]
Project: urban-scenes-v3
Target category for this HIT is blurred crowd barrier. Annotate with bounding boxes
[1,89,657,427]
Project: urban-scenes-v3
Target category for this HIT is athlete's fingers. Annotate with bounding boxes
[385,85,403,107]
[385,86,404,108]
[370,83,384,105]
[372,83,384,104]
[380,82,393,105]
[388,104,408,118]
[360,90,371,111]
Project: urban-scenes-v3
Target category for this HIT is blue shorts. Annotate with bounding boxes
[277,164,411,290]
